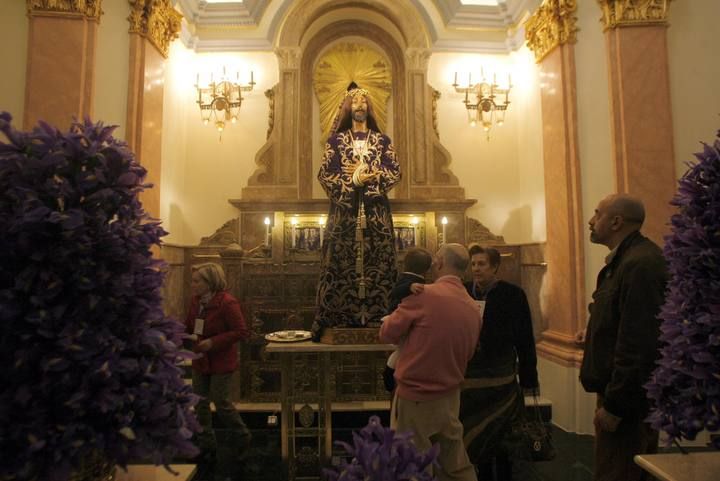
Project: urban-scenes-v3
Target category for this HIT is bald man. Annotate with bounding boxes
[579,194,668,481]
[380,243,482,481]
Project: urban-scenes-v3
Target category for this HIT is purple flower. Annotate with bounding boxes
[0,113,201,480]
[645,128,720,449]
[323,416,439,481]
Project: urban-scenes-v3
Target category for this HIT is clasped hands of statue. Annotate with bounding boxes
[346,162,381,187]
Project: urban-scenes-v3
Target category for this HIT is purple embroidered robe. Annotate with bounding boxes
[312,129,401,337]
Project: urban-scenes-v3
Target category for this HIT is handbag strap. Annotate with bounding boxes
[530,394,548,430]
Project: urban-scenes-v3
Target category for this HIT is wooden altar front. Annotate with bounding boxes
[265,341,394,480]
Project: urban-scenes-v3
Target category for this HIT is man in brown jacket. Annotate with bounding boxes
[579,194,668,481]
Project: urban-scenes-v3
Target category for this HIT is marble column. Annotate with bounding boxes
[526,0,585,366]
[125,0,181,219]
[23,1,102,130]
[598,0,676,246]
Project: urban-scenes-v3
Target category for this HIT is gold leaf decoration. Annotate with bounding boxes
[597,0,672,30]
[313,43,392,141]
[525,0,578,63]
[27,0,102,19]
[128,0,182,59]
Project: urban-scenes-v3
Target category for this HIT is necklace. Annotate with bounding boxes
[350,130,371,163]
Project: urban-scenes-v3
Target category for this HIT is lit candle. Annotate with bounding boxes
[411,216,419,247]
[441,216,448,245]
[319,216,326,246]
[291,217,298,248]
[264,217,271,247]
[250,70,254,84]
[196,72,199,86]
[454,72,458,85]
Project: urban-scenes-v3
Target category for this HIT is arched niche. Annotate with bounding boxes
[242,0,463,201]
[300,20,409,198]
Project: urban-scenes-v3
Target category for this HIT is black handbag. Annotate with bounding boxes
[516,394,556,462]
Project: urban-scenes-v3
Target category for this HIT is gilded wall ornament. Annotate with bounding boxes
[265,87,276,140]
[27,0,102,19]
[597,0,672,30]
[432,88,441,139]
[525,0,578,63]
[128,0,182,58]
[313,42,392,142]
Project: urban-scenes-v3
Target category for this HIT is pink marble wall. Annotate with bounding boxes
[126,35,165,220]
[24,15,97,130]
[537,46,586,366]
[605,26,676,246]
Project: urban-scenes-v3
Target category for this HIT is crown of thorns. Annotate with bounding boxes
[345,88,370,98]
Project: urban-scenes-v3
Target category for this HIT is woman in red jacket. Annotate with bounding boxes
[185,262,250,459]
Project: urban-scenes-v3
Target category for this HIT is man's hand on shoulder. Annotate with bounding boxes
[410,283,425,295]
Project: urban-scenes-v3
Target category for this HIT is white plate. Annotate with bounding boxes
[265,330,312,343]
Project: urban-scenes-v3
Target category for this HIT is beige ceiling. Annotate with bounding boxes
[175,0,541,52]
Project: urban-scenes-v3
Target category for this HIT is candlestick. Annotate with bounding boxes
[264,217,271,247]
[319,216,326,247]
[412,216,419,247]
[441,216,448,245]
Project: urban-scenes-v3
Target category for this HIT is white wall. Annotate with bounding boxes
[511,46,546,243]
[0,0,28,127]
[575,0,615,313]
[667,0,720,178]
[94,0,131,140]
[428,51,545,244]
[160,48,279,245]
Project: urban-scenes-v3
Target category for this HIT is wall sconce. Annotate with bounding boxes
[195,67,255,133]
[453,69,512,140]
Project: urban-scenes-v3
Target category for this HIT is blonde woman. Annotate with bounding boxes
[185,263,250,461]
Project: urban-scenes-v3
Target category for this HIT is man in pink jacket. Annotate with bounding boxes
[380,243,482,481]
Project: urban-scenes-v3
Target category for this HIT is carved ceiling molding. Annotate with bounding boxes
[128,0,182,58]
[26,0,103,19]
[597,0,672,30]
[175,0,267,26]
[432,0,539,29]
[524,0,578,63]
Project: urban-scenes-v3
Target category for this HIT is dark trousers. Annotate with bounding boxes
[192,371,251,454]
[595,395,658,481]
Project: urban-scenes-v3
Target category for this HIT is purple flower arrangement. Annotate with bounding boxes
[645,129,720,449]
[0,113,201,480]
[324,416,439,481]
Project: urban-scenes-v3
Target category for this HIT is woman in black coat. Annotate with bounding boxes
[460,245,540,480]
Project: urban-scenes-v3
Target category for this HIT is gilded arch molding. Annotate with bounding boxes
[525,0,578,63]
[276,0,430,50]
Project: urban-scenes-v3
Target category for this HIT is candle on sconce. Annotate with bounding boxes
[454,71,458,85]
[291,217,298,248]
[441,216,448,245]
[319,216,326,246]
[250,70,254,84]
[264,217,271,247]
[411,216,419,247]
[195,72,199,86]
